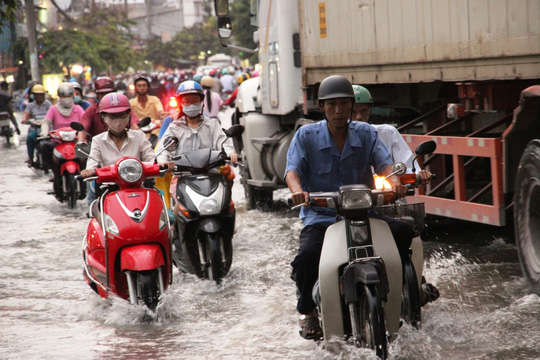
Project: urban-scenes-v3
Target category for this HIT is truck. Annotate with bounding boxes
[213,0,540,295]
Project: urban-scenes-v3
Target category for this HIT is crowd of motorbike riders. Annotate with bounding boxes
[8,68,440,345]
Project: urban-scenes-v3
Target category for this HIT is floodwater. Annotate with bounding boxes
[1,112,539,360]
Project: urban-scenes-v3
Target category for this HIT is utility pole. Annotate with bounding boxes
[24,0,41,83]
[145,0,152,39]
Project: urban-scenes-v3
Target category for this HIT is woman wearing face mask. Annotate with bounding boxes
[80,92,174,179]
[155,80,238,216]
[40,83,85,185]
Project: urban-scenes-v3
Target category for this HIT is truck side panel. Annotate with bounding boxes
[299,0,540,85]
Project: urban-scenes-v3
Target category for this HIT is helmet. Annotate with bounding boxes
[221,68,228,75]
[57,82,74,97]
[71,82,83,93]
[193,74,203,83]
[209,68,217,76]
[200,76,214,88]
[175,80,204,100]
[94,77,115,93]
[134,75,150,87]
[31,84,45,94]
[352,85,373,105]
[237,73,251,84]
[99,92,131,114]
[251,70,259,78]
[318,75,354,101]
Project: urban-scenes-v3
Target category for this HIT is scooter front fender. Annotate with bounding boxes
[61,160,80,175]
[199,218,221,233]
[120,244,165,271]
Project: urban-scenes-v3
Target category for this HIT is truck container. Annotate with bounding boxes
[213,0,540,294]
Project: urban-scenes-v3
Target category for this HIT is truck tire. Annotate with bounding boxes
[513,139,540,295]
[239,150,273,211]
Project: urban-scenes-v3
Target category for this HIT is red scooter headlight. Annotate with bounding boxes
[118,158,143,183]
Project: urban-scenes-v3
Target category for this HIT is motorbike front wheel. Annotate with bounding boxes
[348,284,388,359]
[65,173,77,209]
[136,270,161,311]
[205,233,223,284]
[401,259,422,329]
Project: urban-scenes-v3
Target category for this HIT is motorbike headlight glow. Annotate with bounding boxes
[104,213,119,235]
[118,159,143,183]
[341,189,372,210]
[59,130,77,142]
[186,184,224,215]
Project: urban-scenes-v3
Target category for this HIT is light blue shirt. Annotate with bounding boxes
[285,120,392,227]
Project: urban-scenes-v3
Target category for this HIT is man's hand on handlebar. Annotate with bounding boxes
[159,161,176,171]
[229,152,239,165]
[417,170,432,185]
[291,189,309,207]
[81,169,95,178]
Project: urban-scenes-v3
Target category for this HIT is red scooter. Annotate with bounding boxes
[76,140,176,311]
[39,126,86,208]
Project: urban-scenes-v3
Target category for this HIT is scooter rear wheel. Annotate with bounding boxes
[349,284,388,359]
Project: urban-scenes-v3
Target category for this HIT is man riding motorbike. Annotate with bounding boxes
[286,75,438,341]
[22,84,52,167]
[155,80,239,217]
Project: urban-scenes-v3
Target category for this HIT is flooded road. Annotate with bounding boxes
[1,114,539,360]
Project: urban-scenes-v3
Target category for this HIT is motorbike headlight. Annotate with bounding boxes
[104,213,119,235]
[59,130,77,142]
[186,185,224,215]
[340,188,372,210]
[118,158,143,183]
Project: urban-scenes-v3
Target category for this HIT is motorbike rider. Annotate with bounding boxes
[80,92,174,180]
[155,80,239,217]
[224,73,250,108]
[286,75,437,341]
[129,75,166,125]
[22,84,52,166]
[72,82,91,111]
[0,81,20,135]
[40,82,85,199]
[200,75,223,121]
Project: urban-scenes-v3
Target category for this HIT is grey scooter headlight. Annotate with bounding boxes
[340,187,372,210]
[186,184,224,215]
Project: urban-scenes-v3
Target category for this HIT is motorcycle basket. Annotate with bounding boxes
[374,202,425,237]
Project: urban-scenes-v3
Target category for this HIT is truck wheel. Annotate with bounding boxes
[245,185,273,211]
[514,139,540,295]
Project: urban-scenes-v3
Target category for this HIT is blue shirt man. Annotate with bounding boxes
[286,119,392,227]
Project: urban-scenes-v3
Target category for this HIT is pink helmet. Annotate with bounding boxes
[99,92,131,114]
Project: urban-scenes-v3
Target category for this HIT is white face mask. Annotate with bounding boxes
[182,104,202,118]
[104,116,130,133]
[59,97,74,108]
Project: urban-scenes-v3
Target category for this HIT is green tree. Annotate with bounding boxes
[230,0,258,64]
[0,0,22,24]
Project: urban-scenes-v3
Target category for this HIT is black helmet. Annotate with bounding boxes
[133,75,150,87]
[318,75,355,101]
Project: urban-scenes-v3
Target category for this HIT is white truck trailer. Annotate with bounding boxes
[213,0,540,294]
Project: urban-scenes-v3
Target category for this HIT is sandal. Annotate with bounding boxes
[299,315,323,340]
[420,283,440,306]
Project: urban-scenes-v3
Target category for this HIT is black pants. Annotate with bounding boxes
[291,214,414,315]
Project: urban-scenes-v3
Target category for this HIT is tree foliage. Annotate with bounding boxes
[230,0,258,64]
[0,0,22,23]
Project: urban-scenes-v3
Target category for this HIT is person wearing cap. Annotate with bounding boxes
[22,84,52,166]
[286,75,425,341]
[77,76,141,144]
[155,80,238,217]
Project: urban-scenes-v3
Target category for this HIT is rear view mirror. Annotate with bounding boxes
[163,136,179,151]
[415,140,437,156]
[71,121,84,132]
[225,124,244,138]
[391,162,407,177]
[75,142,91,158]
[139,116,152,128]
[217,16,232,39]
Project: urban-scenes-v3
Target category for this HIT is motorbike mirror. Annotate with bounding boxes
[217,16,232,39]
[392,162,407,177]
[74,142,91,159]
[415,140,437,156]
[70,121,84,131]
[224,124,244,138]
[411,140,437,173]
[139,116,152,128]
[163,136,179,151]
[215,0,229,16]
